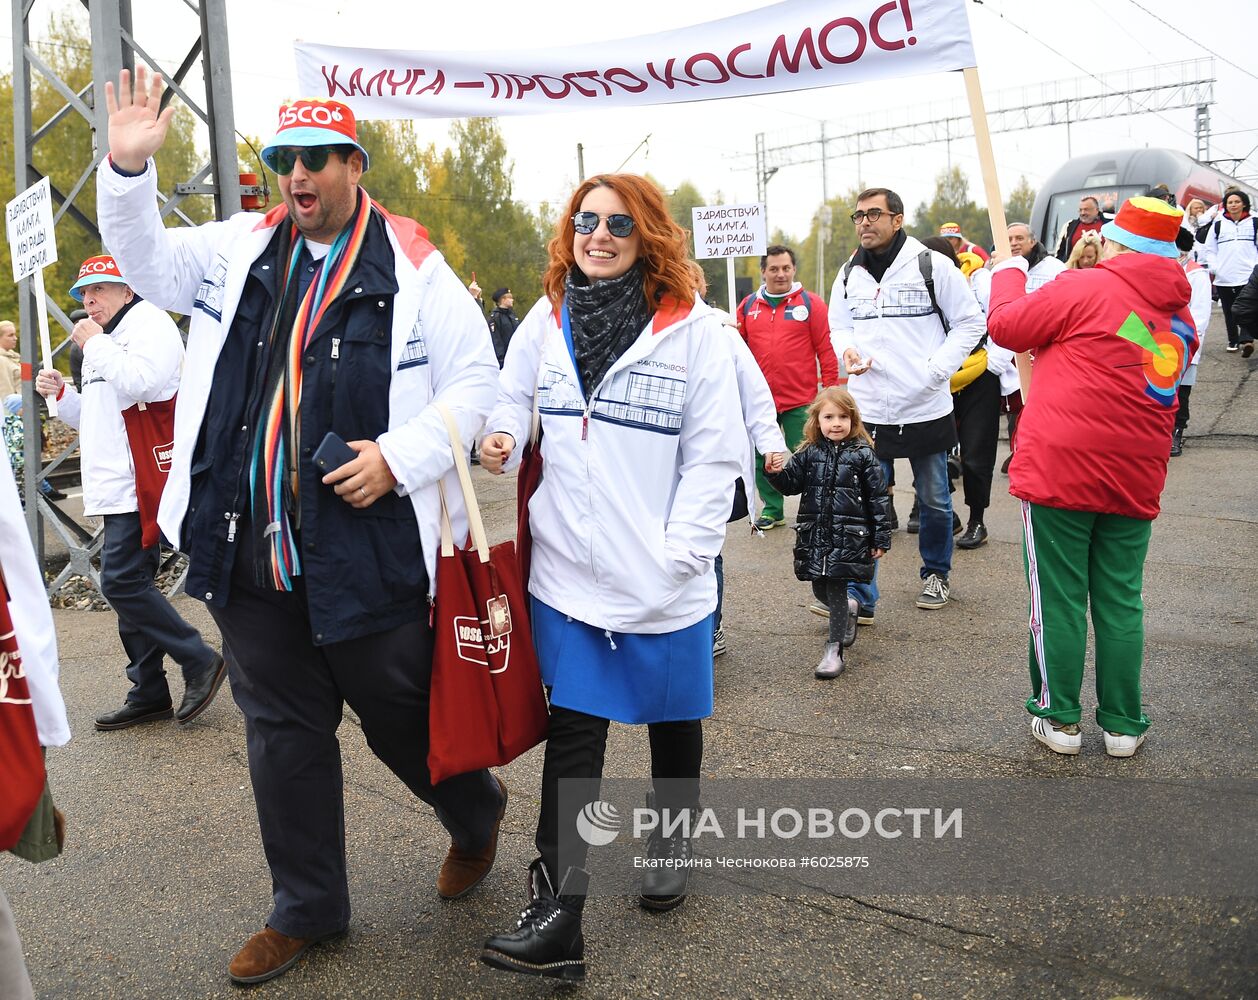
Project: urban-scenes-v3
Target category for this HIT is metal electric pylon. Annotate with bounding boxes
[10,0,245,595]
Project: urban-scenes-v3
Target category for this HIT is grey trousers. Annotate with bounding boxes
[0,889,35,1000]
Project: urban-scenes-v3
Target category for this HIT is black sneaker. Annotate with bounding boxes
[915,573,950,610]
[956,522,988,550]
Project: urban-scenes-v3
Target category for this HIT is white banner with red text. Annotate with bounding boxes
[293,0,975,119]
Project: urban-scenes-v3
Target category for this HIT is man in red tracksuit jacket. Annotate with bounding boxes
[737,244,840,528]
[986,196,1196,760]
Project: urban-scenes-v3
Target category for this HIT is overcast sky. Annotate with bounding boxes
[9,0,1258,246]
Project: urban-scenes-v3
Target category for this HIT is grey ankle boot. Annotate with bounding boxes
[815,642,845,679]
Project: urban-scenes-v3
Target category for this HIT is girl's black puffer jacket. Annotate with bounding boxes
[766,439,893,582]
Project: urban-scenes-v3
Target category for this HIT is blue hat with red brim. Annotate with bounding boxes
[260,99,370,172]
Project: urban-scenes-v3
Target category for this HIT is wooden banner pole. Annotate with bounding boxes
[31,270,58,418]
[962,65,1031,402]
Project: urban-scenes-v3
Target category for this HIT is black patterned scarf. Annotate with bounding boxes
[564,263,651,401]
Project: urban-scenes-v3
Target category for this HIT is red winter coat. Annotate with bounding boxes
[987,253,1196,520]
[737,286,840,413]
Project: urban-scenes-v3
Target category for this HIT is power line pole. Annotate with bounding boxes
[12,0,244,595]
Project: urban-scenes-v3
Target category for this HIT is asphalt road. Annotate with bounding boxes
[4,309,1255,999]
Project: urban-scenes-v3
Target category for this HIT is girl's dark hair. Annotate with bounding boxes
[922,236,962,269]
[800,387,874,448]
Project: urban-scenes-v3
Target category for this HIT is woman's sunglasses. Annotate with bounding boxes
[263,145,342,176]
[572,211,636,237]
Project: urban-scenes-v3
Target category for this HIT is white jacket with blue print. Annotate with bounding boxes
[487,294,744,635]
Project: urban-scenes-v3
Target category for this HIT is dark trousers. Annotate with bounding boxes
[811,579,853,644]
[953,370,1002,521]
[535,705,702,879]
[100,512,216,706]
[207,556,501,939]
[714,553,724,630]
[1218,285,1254,347]
[1175,383,1193,431]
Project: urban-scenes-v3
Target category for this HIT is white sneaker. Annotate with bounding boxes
[1031,716,1082,755]
[808,602,830,618]
[1103,730,1147,758]
[712,627,727,658]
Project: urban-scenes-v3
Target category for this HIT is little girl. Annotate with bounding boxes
[766,388,892,679]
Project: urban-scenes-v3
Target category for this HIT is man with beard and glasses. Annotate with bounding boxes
[95,69,506,985]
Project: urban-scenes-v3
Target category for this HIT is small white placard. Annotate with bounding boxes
[6,177,58,283]
[691,203,767,260]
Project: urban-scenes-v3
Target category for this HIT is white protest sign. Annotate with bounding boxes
[295,0,976,119]
[692,203,767,315]
[691,203,767,260]
[6,177,58,282]
[6,177,60,416]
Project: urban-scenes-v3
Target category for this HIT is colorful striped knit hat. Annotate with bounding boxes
[1101,196,1183,258]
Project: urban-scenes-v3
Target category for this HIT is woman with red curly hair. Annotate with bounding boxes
[477,174,744,982]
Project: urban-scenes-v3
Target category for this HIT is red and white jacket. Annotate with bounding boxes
[737,283,840,413]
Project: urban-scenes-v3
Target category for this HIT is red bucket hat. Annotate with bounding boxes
[260,99,370,172]
[69,255,128,301]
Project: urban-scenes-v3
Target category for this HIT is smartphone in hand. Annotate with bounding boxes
[312,431,357,476]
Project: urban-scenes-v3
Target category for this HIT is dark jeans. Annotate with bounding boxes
[1218,285,1254,347]
[99,512,217,706]
[953,370,1002,521]
[207,555,501,939]
[811,579,852,643]
[850,451,952,611]
[536,705,702,879]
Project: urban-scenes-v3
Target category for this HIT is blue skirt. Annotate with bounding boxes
[531,598,714,725]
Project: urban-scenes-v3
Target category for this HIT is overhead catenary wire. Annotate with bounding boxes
[1118,0,1258,84]
[971,0,1243,165]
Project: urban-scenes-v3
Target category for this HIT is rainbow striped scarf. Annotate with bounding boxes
[250,189,373,590]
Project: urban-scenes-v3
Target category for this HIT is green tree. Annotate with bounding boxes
[791,185,867,300]
[664,179,732,308]
[907,166,992,252]
[1004,176,1037,229]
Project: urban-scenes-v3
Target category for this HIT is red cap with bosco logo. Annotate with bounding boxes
[260,98,370,172]
[69,255,128,301]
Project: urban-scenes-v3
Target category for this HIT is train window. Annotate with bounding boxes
[1043,187,1144,248]
[1084,171,1118,186]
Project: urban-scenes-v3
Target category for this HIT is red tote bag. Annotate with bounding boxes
[427,405,549,785]
[120,395,177,550]
[0,570,48,851]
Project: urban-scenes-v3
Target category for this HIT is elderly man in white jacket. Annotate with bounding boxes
[829,187,985,617]
[36,256,224,732]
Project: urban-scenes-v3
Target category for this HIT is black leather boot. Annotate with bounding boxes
[906,499,920,534]
[639,795,695,911]
[1170,427,1183,457]
[481,860,587,982]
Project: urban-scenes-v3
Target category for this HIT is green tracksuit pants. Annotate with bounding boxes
[755,404,808,522]
[1019,501,1152,736]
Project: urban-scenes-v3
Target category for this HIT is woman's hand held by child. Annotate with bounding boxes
[763,452,786,474]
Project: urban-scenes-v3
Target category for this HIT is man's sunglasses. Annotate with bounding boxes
[572,211,636,237]
[263,145,344,176]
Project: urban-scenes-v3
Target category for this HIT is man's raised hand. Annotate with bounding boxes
[105,67,174,173]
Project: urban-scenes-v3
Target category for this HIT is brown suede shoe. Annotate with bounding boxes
[437,776,507,900]
[228,925,338,985]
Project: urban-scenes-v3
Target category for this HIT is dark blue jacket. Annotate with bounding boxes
[182,212,426,644]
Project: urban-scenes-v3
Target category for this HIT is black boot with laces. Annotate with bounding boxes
[639,801,695,911]
[481,859,587,982]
